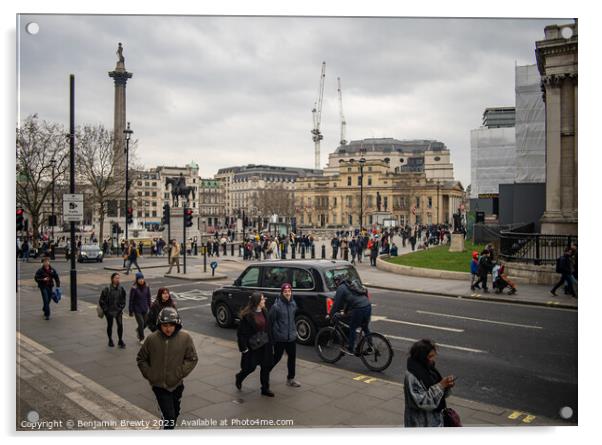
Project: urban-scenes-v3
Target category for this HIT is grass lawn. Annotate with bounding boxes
[385,240,486,273]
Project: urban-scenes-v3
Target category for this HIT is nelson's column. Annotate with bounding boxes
[108,42,133,224]
[108,42,133,179]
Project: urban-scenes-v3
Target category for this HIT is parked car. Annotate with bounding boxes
[210,260,365,345]
[78,244,104,263]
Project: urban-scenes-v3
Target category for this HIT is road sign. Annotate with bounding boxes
[63,194,84,222]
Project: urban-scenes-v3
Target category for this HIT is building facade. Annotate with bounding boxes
[295,159,464,229]
[536,21,578,235]
[324,138,455,181]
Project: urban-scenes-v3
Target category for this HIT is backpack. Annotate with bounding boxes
[347,278,368,296]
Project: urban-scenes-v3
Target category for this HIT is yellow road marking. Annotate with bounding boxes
[364,378,377,383]
[508,411,523,420]
[353,375,368,381]
[522,415,536,423]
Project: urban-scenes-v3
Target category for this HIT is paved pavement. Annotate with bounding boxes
[17,277,571,430]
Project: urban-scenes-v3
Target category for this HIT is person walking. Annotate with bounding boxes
[551,247,576,298]
[147,288,177,332]
[404,339,455,427]
[125,240,142,275]
[99,272,127,348]
[167,240,181,274]
[137,307,198,429]
[331,236,340,259]
[34,256,61,320]
[474,249,492,292]
[469,251,480,291]
[235,292,274,397]
[129,272,152,343]
[369,238,379,267]
[349,237,358,265]
[268,283,301,388]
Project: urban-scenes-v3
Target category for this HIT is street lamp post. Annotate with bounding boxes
[124,122,133,242]
[50,158,56,243]
[358,157,366,231]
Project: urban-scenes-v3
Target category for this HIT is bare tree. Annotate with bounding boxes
[254,185,295,219]
[16,115,69,248]
[75,124,125,242]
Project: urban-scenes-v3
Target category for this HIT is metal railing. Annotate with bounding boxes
[499,231,577,265]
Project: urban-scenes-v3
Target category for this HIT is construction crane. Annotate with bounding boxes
[337,76,347,146]
[311,61,326,170]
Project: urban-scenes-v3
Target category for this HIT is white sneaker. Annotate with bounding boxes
[287,379,301,387]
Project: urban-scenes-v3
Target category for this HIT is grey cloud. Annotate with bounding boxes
[18,14,574,187]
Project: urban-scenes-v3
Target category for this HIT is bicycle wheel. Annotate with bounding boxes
[358,333,393,372]
[315,326,345,363]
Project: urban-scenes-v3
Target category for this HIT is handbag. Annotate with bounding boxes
[248,331,269,350]
[442,408,462,427]
[96,303,105,319]
[51,288,62,303]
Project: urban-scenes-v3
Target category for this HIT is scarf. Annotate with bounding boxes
[406,356,447,411]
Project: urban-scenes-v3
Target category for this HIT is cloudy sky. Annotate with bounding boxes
[17,14,572,186]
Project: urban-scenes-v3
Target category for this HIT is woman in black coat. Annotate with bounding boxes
[235,291,274,397]
[146,287,176,332]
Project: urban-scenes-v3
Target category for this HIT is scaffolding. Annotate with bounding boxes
[514,64,546,183]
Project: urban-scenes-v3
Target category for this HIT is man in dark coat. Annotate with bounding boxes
[99,272,127,348]
[137,308,198,429]
[551,247,576,298]
[34,256,60,320]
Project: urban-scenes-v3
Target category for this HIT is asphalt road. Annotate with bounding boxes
[19,257,578,423]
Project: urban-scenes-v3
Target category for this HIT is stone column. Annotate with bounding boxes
[108,47,133,178]
[535,22,578,235]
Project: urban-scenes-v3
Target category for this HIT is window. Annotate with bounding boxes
[138,192,142,197]
[152,192,157,197]
[144,191,149,196]
[369,215,373,224]
[416,197,420,208]
[348,214,353,225]
[367,195,373,208]
[262,267,289,289]
[357,176,362,186]
[145,212,150,218]
[333,197,337,206]
[240,267,260,287]
[152,211,157,217]
[368,177,372,186]
[145,182,149,187]
[137,181,142,186]
[324,267,362,291]
[292,269,314,290]
[152,182,156,186]
[428,197,433,208]
[347,176,352,186]
[137,211,142,217]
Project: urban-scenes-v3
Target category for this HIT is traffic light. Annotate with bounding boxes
[184,208,193,228]
[126,207,134,225]
[16,208,24,231]
[162,203,170,225]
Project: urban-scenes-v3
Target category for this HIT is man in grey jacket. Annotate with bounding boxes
[268,283,301,387]
[137,307,198,429]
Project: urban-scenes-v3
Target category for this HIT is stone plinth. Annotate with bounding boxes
[449,233,465,252]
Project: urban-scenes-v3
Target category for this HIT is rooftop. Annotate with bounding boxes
[334,138,447,154]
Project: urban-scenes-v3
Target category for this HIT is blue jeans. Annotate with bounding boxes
[126,258,141,274]
[348,305,372,351]
[40,287,53,317]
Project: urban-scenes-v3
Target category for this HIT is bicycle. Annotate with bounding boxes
[314,313,393,372]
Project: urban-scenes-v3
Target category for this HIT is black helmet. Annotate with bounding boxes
[157,307,182,327]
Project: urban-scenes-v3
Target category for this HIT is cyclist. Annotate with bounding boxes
[328,275,372,356]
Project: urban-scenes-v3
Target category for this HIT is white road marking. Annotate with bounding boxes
[416,310,543,330]
[177,303,212,311]
[386,334,487,354]
[372,316,464,333]
[171,290,212,301]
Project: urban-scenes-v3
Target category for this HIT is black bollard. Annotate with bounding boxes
[231,243,234,256]
[301,245,306,259]
[311,245,315,259]
[194,243,198,256]
[321,245,326,259]
[292,246,296,259]
[223,243,227,256]
[203,249,207,273]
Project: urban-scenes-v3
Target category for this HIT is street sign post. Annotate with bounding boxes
[63,194,84,222]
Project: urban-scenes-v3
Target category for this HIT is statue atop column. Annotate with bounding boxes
[117,42,125,63]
